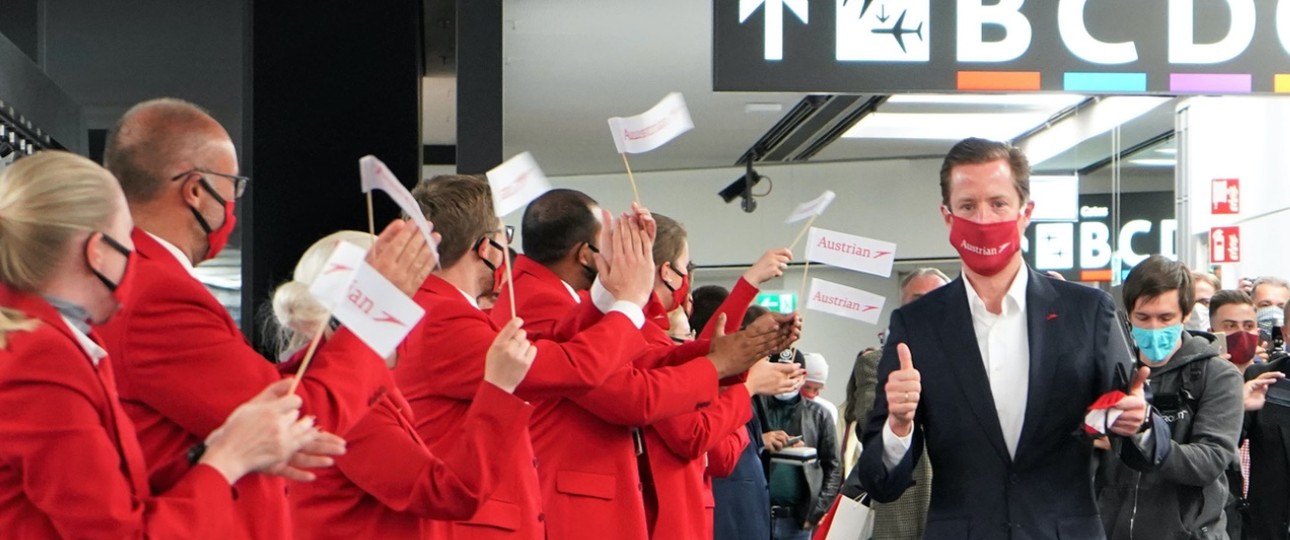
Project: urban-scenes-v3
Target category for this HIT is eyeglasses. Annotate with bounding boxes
[171,168,250,199]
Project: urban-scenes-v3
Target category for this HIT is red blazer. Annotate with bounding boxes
[490,256,720,540]
[0,285,235,539]
[290,364,533,539]
[394,274,645,540]
[96,229,392,539]
[640,279,760,540]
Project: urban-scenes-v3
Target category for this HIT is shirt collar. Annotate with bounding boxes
[146,232,197,277]
[963,265,1029,318]
[41,294,92,333]
[560,280,582,303]
[456,287,481,309]
[61,315,107,365]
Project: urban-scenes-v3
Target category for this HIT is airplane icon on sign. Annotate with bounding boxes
[871,10,923,53]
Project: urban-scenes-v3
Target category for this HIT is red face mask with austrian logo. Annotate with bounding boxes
[949,215,1020,277]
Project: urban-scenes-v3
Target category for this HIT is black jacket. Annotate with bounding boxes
[1245,353,1290,539]
[857,270,1170,540]
[1096,333,1243,540]
[756,395,842,525]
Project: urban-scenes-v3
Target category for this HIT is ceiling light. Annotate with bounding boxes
[886,93,1087,109]
[842,112,1051,141]
[1021,96,1172,166]
[1128,158,1177,167]
[745,102,784,113]
[1154,147,1177,155]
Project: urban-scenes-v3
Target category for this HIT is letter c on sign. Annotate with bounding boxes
[1118,220,1153,267]
[1058,0,1138,64]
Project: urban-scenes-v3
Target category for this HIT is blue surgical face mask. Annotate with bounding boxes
[1130,324,1183,363]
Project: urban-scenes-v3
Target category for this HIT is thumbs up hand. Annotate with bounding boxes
[1109,366,1150,437]
[885,343,921,437]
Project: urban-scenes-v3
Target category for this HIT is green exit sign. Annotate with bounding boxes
[755,291,797,314]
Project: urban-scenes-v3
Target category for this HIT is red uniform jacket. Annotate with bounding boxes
[0,286,235,539]
[290,364,533,539]
[641,280,760,540]
[96,229,392,539]
[490,255,720,540]
[394,274,645,540]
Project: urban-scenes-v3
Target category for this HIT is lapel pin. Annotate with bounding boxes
[1046,313,1058,321]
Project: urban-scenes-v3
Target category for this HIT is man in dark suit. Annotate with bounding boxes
[1245,313,1290,539]
[856,137,1168,540]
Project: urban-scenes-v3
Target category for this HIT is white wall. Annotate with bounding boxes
[1179,96,1290,287]
[530,157,959,409]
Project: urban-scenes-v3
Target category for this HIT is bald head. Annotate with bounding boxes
[104,98,234,204]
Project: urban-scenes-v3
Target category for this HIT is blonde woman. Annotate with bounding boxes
[270,231,537,538]
[0,151,320,538]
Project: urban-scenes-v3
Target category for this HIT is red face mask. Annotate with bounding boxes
[663,265,690,311]
[1226,331,1260,364]
[949,215,1021,277]
[192,179,237,261]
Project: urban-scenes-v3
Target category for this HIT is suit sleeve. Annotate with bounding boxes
[811,407,844,524]
[705,428,749,479]
[113,278,388,437]
[856,309,923,503]
[652,385,754,460]
[1155,362,1244,487]
[569,358,720,427]
[0,348,234,539]
[337,383,532,520]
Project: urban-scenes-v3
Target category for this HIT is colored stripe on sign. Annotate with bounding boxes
[1275,74,1290,93]
[1080,269,1112,282]
[1169,73,1251,94]
[1063,72,1147,93]
[957,71,1041,91]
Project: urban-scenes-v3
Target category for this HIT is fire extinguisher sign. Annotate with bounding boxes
[1210,227,1241,263]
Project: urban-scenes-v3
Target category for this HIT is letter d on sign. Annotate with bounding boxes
[957,0,1032,62]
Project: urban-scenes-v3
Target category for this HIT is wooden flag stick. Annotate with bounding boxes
[620,153,641,204]
[787,214,819,254]
[787,257,814,360]
[287,311,332,395]
[365,192,377,242]
[504,236,517,320]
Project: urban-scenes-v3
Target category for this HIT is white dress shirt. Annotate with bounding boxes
[63,316,108,367]
[146,232,198,278]
[883,268,1031,468]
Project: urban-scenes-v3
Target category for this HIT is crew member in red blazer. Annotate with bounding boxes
[0,151,318,539]
[95,99,437,539]
[490,190,800,540]
[395,175,659,540]
[267,231,538,538]
[640,214,804,540]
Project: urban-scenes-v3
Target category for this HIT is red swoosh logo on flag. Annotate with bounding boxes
[872,251,892,259]
[862,305,879,312]
[374,312,406,327]
[324,264,353,275]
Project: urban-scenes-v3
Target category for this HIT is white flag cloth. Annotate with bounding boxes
[607,92,694,154]
[785,190,837,224]
[359,155,438,256]
[806,227,897,278]
[806,278,885,324]
[308,242,425,358]
[486,151,552,217]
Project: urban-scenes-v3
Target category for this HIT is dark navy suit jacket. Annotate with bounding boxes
[857,269,1168,540]
[712,403,770,540]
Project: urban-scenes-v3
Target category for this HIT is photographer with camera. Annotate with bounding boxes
[1243,301,1290,540]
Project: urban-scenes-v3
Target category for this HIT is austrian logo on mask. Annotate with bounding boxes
[949,216,1020,276]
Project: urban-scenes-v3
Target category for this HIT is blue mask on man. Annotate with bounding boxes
[1130,324,1183,363]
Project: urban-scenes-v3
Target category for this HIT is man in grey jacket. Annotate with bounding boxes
[1097,255,1244,539]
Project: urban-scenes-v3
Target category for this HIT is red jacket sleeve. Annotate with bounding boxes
[569,358,720,427]
[705,427,750,479]
[698,277,759,340]
[651,384,755,460]
[0,333,235,539]
[105,267,389,437]
[336,383,533,520]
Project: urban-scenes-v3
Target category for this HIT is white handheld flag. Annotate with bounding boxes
[487,151,552,217]
[607,92,694,154]
[786,190,837,224]
[359,156,438,254]
[807,278,885,324]
[309,242,425,358]
[806,227,897,278]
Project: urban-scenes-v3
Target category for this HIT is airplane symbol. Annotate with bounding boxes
[876,4,889,23]
[870,9,922,53]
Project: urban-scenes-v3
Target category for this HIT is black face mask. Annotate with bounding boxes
[580,242,600,283]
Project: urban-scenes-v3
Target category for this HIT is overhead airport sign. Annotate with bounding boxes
[715,0,1290,94]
